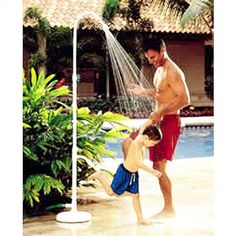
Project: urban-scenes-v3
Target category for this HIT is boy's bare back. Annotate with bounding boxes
[123,137,145,173]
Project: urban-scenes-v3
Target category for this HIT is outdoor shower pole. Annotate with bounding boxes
[71,10,79,215]
[56,13,92,223]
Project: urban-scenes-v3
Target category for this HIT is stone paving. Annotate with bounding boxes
[23,157,214,236]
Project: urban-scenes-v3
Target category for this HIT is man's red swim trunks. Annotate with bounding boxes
[129,114,181,161]
[149,114,181,161]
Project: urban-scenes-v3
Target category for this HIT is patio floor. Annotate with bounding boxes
[23,157,214,236]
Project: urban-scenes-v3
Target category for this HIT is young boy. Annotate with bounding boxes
[88,125,163,225]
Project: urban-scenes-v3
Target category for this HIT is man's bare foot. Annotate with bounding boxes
[138,218,153,225]
[88,171,102,181]
[151,209,175,219]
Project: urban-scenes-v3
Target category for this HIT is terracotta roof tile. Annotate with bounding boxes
[23,0,211,34]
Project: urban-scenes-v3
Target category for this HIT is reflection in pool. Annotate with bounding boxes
[105,126,214,159]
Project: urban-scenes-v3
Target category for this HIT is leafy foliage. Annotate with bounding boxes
[103,0,153,31]
[24,7,51,36]
[23,68,131,214]
[24,7,73,74]
[159,0,213,30]
[47,26,73,69]
[29,52,47,68]
[24,7,50,73]
[120,0,153,31]
[76,31,106,69]
[23,68,71,212]
[103,0,120,20]
[180,0,213,29]
[159,0,190,18]
[102,1,154,67]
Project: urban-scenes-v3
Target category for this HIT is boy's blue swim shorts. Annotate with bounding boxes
[111,163,139,195]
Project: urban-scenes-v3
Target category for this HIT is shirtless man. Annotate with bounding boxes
[124,37,190,218]
[89,125,162,225]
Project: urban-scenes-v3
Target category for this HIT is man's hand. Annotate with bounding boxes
[150,111,163,124]
[139,119,153,134]
[139,110,163,135]
[127,84,145,96]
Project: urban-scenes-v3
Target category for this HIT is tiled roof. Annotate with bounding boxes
[23,0,211,34]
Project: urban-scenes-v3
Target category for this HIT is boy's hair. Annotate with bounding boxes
[143,125,163,141]
[142,37,166,53]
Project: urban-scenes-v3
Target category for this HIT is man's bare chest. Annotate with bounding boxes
[153,67,169,92]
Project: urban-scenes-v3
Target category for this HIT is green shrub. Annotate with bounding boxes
[102,0,120,20]
[23,68,131,214]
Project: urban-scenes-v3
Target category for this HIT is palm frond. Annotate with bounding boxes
[180,0,213,27]
[159,0,190,17]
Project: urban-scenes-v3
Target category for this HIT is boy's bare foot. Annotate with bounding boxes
[138,218,153,225]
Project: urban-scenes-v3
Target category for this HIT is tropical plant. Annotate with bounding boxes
[158,0,213,32]
[76,31,106,69]
[24,7,51,73]
[24,7,73,76]
[103,0,153,31]
[23,68,131,214]
[102,1,154,67]
[23,68,70,211]
[103,0,120,20]
[179,0,213,31]
[47,26,73,70]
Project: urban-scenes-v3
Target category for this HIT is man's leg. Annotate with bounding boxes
[153,159,175,217]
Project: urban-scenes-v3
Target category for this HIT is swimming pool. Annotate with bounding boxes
[105,126,214,159]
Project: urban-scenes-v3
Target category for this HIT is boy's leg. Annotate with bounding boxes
[122,192,152,225]
[89,172,152,225]
[88,171,114,196]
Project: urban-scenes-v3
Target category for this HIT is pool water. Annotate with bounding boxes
[105,126,214,159]
[174,126,214,159]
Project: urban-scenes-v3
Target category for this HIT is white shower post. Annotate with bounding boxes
[56,13,93,223]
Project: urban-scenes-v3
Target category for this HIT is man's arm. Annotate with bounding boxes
[139,71,190,133]
[128,84,156,97]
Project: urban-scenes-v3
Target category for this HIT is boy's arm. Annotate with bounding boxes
[130,145,161,178]
[138,161,162,178]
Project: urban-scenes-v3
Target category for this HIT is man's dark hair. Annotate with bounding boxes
[142,37,166,53]
[143,125,163,141]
